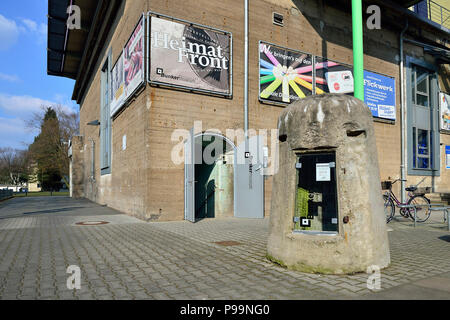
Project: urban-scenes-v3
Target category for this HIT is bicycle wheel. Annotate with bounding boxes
[383,194,395,223]
[407,195,431,222]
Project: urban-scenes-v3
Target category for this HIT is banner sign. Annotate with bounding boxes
[259,42,313,104]
[446,145,450,169]
[110,52,125,117]
[364,71,396,121]
[149,16,232,96]
[315,57,354,95]
[439,92,450,132]
[124,17,145,100]
[258,44,397,121]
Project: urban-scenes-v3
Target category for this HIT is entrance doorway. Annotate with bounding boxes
[194,133,235,220]
[185,130,265,222]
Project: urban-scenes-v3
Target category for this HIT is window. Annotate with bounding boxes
[412,65,430,108]
[100,52,112,175]
[407,57,440,176]
[412,127,431,169]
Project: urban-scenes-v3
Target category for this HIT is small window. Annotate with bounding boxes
[412,127,431,169]
[100,53,112,175]
[412,65,430,107]
[273,12,284,26]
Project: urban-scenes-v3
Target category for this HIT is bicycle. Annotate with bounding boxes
[383,179,431,223]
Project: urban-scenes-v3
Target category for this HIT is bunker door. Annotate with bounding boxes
[234,135,264,218]
[184,128,197,222]
[294,152,338,233]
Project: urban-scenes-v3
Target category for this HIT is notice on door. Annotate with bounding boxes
[316,163,331,181]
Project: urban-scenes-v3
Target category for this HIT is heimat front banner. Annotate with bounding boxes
[149,16,232,96]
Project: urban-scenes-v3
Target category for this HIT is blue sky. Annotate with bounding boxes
[0,0,77,150]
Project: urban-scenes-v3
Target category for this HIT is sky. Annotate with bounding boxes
[0,1,77,150]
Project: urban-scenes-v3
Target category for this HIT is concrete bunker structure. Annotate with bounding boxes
[267,94,390,274]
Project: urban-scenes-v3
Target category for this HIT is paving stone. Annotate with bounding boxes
[2,196,450,300]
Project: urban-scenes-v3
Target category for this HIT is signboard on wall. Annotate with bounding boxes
[314,57,354,95]
[149,15,232,96]
[439,92,450,132]
[364,71,396,121]
[259,45,397,121]
[124,17,145,99]
[110,52,125,117]
[259,42,313,104]
[446,146,450,169]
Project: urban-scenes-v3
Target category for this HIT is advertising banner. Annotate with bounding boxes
[149,16,231,96]
[259,42,313,104]
[315,57,354,95]
[364,71,396,121]
[439,92,450,132]
[124,17,145,99]
[446,145,450,169]
[110,52,125,117]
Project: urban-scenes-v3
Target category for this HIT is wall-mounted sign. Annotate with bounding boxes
[316,163,331,182]
[439,92,450,132]
[110,52,125,117]
[364,71,396,121]
[124,17,145,99]
[149,15,232,96]
[314,57,353,95]
[446,145,450,169]
[259,41,313,104]
[259,44,397,122]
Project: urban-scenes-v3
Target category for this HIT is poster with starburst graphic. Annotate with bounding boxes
[259,42,313,105]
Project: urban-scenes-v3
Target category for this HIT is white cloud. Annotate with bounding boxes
[0,14,20,51]
[0,94,77,149]
[21,18,47,44]
[0,116,37,149]
[0,15,48,51]
[0,73,20,83]
[0,93,75,118]
[21,19,37,32]
[0,94,55,116]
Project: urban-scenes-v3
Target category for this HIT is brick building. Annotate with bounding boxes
[48,0,450,222]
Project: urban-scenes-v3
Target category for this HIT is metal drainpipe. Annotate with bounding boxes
[400,20,408,203]
[244,0,249,142]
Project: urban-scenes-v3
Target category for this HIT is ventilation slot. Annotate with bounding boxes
[273,12,284,26]
[346,130,366,137]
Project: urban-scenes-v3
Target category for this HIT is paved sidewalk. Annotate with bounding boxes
[0,196,449,300]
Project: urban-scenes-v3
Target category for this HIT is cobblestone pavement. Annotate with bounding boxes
[0,196,449,300]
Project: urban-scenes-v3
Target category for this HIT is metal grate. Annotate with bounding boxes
[75,221,109,226]
[213,241,242,246]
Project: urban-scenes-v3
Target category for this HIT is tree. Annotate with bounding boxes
[28,105,79,190]
[0,148,29,188]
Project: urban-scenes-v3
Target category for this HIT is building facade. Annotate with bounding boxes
[48,0,450,222]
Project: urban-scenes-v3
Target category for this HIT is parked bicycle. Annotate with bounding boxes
[383,179,431,223]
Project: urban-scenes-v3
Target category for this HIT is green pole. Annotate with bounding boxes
[352,0,364,102]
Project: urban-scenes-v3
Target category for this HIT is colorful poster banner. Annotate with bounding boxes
[439,92,450,132]
[124,17,145,99]
[149,16,231,96]
[110,52,125,117]
[315,57,354,95]
[259,45,397,121]
[364,71,396,121]
[259,42,313,104]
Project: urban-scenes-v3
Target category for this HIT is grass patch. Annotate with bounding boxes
[14,191,69,197]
